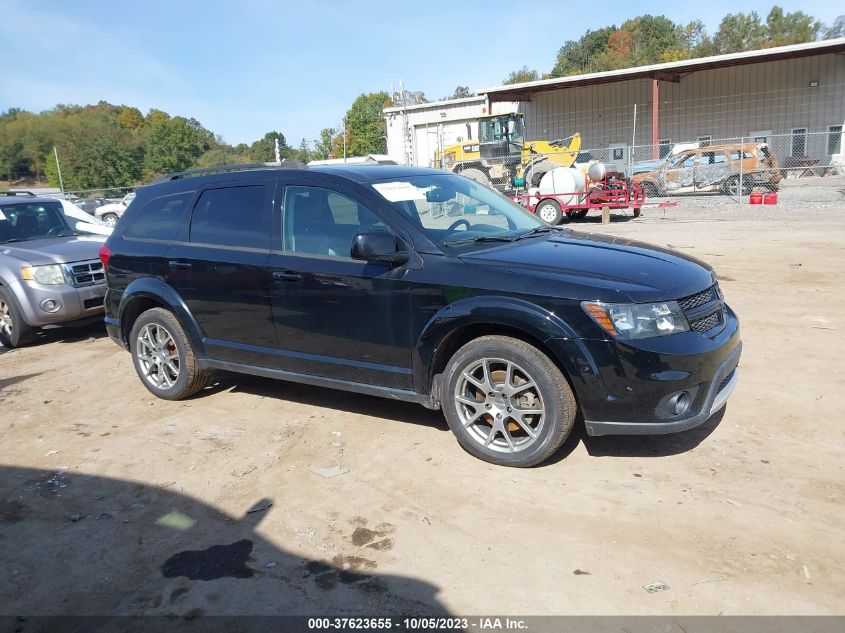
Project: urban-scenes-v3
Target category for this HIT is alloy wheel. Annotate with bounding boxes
[136,323,180,390]
[0,299,12,339]
[454,358,546,453]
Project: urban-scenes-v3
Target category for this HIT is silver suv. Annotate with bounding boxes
[0,194,107,348]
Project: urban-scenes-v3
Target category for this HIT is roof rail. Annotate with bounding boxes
[0,190,37,197]
[158,160,308,182]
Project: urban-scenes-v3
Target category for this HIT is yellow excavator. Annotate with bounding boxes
[435,112,581,190]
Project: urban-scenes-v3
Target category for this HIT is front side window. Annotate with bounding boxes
[283,186,386,257]
[190,185,269,248]
[124,192,192,241]
[369,173,543,249]
[0,201,75,243]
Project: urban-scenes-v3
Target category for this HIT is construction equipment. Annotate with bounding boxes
[435,112,581,191]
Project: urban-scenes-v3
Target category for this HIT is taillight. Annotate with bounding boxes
[98,243,112,269]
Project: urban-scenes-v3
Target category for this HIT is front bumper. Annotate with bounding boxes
[10,278,106,327]
[584,342,740,436]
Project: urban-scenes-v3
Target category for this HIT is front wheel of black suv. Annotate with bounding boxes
[129,308,211,400]
[441,335,577,467]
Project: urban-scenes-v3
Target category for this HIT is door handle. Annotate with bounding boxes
[168,260,192,270]
[273,270,302,282]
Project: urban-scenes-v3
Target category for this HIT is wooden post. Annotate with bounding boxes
[651,78,659,159]
[602,206,610,224]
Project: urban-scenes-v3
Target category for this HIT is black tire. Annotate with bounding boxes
[441,335,577,467]
[129,308,210,400]
[101,213,119,227]
[566,208,589,220]
[0,288,36,349]
[535,199,563,225]
[723,176,752,196]
[458,168,492,189]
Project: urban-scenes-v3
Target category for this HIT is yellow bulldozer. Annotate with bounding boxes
[435,112,581,190]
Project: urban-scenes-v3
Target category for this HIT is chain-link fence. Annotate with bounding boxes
[432,128,843,203]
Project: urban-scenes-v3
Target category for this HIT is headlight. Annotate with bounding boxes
[21,264,67,285]
[582,301,689,339]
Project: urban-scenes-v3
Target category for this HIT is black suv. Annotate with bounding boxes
[101,163,740,467]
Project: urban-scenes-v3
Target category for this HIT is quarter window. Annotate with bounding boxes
[283,186,386,257]
[190,185,270,248]
[124,193,192,241]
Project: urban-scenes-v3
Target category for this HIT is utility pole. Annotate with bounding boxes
[342,118,347,162]
[53,146,65,192]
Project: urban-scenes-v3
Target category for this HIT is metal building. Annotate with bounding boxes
[479,39,845,166]
[384,97,517,167]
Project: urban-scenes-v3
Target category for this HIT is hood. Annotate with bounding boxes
[1,235,106,267]
[460,230,715,303]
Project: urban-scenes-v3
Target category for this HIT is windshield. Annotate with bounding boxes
[370,173,545,248]
[478,115,525,146]
[0,201,77,244]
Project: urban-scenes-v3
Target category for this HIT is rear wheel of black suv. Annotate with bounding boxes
[129,308,211,400]
[441,335,577,467]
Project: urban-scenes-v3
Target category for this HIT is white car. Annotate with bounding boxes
[57,199,113,236]
[95,192,135,227]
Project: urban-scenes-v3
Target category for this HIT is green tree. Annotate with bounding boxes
[825,15,844,39]
[503,66,539,85]
[0,140,29,181]
[248,131,289,162]
[116,107,145,131]
[764,6,821,47]
[448,85,474,99]
[53,120,143,190]
[315,127,337,159]
[344,92,389,155]
[195,147,249,168]
[551,27,615,76]
[144,116,211,175]
[713,11,766,53]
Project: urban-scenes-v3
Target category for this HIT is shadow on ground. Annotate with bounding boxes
[0,466,449,625]
[204,371,449,432]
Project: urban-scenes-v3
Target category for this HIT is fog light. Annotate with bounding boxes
[668,391,691,416]
[40,299,61,313]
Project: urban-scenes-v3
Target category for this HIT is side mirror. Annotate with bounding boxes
[350,231,409,265]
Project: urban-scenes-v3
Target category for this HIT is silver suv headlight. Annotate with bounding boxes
[582,301,689,339]
[21,264,67,285]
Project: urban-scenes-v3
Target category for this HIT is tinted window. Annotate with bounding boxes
[0,201,73,243]
[190,185,269,249]
[124,193,191,241]
[283,186,386,257]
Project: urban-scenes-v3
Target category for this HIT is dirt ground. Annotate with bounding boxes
[1,182,844,619]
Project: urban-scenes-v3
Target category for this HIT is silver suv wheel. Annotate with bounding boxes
[454,357,546,453]
[136,323,180,390]
[0,298,12,340]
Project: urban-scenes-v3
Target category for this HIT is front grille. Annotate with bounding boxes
[678,287,714,310]
[678,283,725,335]
[689,310,722,333]
[65,260,105,287]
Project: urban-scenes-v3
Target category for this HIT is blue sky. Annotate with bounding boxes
[1,1,840,146]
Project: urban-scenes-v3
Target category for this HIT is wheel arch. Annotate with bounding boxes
[414,296,593,406]
[117,277,205,356]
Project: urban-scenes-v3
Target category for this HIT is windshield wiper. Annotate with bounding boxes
[444,234,520,246]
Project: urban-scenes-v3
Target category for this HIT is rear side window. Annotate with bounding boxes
[123,193,192,241]
[190,185,270,249]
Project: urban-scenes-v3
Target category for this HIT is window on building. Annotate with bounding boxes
[612,147,624,161]
[190,185,270,249]
[698,136,712,147]
[658,138,672,159]
[791,128,807,157]
[828,125,843,155]
[124,192,192,242]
